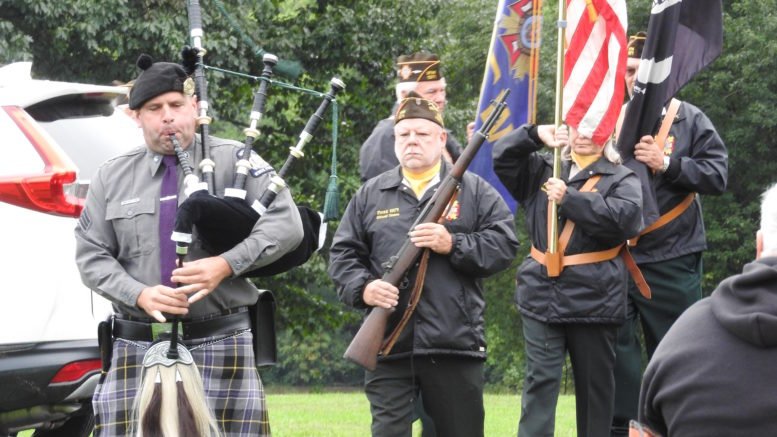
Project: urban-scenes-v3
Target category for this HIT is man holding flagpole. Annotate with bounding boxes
[493,1,639,436]
[611,30,728,436]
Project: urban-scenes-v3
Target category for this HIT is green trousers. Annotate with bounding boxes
[611,252,703,436]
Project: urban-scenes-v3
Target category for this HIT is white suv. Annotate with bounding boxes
[0,62,142,436]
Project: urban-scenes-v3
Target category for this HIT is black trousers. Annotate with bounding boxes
[611,253,702,436]
[519,316,618,437]
[364,355,484,437]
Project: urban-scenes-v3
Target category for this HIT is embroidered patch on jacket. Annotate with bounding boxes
[663,135,675,156]
[376,208,400,220]
[251,166,275,178]
[444,200,460,221]
[236,149,274,177]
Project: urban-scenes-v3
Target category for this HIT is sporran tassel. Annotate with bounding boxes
[176,367,202,436]
[176,362,221,436]
[136,369,163,437]
[131,339,221,436]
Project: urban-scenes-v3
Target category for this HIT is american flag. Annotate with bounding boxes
[563,0,628,146]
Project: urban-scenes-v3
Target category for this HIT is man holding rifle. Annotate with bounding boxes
[328,91,518,436]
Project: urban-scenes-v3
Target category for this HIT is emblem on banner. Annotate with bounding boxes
[498,0,541,79]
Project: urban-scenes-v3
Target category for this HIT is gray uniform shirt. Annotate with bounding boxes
[75,135,303,319]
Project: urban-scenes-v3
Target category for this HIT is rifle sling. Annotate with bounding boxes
[380,190,459,357]
[380,248,430,356]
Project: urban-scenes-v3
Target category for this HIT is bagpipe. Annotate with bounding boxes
[173,45,344,276]
[132,2,344,435]
[174,2,345,277]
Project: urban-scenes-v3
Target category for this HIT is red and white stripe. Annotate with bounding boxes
[563,0,627,145]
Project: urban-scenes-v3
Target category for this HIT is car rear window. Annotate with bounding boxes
[25,94,115,121]
[29,95,143,180]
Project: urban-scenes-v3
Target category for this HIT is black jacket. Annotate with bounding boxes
[358,117,463,182]
[328,162,519,360]
[631,101,728,263]
[493,125,643,324]
[639,257,777,436]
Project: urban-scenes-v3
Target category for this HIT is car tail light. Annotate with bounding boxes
[0,106,84,217]
[50,359,102,384]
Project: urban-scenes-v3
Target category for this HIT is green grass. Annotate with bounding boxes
[266,390,577,436]
[19,392,577,436]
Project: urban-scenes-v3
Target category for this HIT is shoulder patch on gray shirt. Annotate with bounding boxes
[78,210,92,231]
[236,149,275,178]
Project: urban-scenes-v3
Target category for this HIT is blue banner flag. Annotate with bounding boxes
[471,0,543,212]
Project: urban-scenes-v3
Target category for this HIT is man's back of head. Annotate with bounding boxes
[759,183,777,257]
[637,182,777,436]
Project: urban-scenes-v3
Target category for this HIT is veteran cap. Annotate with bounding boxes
[394,90,444,128]
[627,32,647,58]
[128,54,195,110]
[396,52,442,83]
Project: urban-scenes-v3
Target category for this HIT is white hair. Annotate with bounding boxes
[561,137,622,165]
[395,81,417,102]
[395,77,448,102]
[760,183,777,254]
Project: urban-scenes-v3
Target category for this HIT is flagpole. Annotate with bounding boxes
[549,0,566,256]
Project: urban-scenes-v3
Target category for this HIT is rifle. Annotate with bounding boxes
[343,89,511,370]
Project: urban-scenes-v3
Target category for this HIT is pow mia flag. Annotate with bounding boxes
[616,0,723,226]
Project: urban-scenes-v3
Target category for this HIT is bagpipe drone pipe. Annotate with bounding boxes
[172,56,344,276]
[174,2,345,278]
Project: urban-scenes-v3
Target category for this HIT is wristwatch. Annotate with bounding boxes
[661,155,671,173]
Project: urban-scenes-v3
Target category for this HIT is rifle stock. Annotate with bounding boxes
[343,90,510,370]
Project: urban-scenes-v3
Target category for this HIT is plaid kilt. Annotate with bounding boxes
[93,330,270,437]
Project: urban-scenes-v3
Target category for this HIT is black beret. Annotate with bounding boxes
[128,54,195,110]
[627,32,647,58]
[396,52,442,83]
[394,90,444,128]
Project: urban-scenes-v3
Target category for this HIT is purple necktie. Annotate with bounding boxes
[160,155,178,287]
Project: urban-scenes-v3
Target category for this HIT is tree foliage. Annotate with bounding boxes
[2,0,774,388]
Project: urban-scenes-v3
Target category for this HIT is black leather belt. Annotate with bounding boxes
[113,309,251,342]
